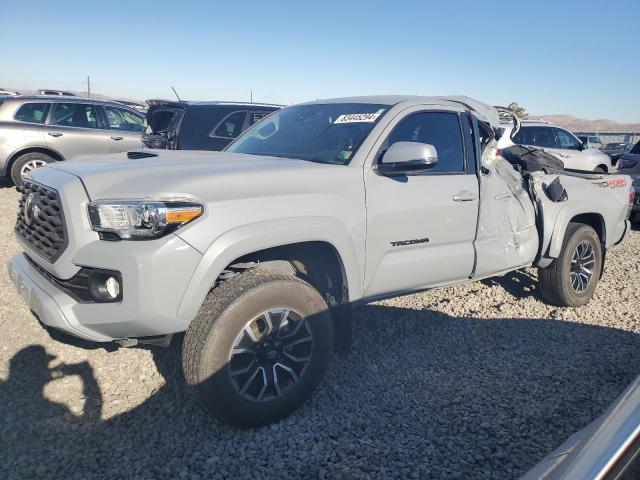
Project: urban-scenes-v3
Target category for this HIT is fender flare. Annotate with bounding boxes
[176,217,363,322]
[547,209,606,259]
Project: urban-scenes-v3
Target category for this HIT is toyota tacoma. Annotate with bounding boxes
[7,96,634,426]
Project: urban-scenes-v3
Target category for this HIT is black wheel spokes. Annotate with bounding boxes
[570,240,595,293]
[229,308,313,402]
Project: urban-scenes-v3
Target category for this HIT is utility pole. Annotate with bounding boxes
[250,90,253,103]
[87,76,91,98]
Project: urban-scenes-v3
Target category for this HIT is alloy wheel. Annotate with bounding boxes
[570,240,595,293]
[228,308,313,402]
[20,159,47,178]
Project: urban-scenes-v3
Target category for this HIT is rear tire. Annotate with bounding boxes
[594,166,606,174]
[10,152,56,187]
[538,223,602,307]
[182,269,333,427]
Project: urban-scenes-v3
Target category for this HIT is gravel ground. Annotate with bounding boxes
[1,179,640,479]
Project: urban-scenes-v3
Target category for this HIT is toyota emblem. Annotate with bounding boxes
[23,193,36,226]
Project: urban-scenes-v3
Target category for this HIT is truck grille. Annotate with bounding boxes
[15,181,67,262]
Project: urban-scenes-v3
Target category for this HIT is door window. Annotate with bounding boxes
[211,111,247,138]
[104,106,144,132]
[513,126,558,148]
[14,103,51,124]
[555,128,582,149]
[383,111,465,173]
[52,103,99,129]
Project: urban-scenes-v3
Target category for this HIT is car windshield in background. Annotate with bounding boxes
[631,142,640,155]
[225,103,388,165]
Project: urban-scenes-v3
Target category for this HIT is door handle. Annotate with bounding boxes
[453,191,477,202]
[110,136,124,141]
[494,192,511,200]
[47,132,63,137]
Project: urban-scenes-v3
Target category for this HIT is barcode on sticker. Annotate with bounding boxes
[334,113,381,124]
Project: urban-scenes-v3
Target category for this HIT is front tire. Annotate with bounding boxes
[182,269,333,427]
[538,223,602,307]
[10,152,56,186]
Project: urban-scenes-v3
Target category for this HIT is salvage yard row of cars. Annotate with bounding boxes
[1,93,636,186]
[3,92,640,478]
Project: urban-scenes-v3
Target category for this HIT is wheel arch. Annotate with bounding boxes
[548,212,606,259]
[4,146,64,176]
[177,220,363,323]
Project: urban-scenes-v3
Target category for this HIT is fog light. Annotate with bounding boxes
[105,277,120,299]
[88,270,122,302]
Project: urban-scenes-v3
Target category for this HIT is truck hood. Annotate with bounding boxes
[45,150,343,200]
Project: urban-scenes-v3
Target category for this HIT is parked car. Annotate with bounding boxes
[8,96,632,426]
[512,121,614,172]
[142,100,281,151]
[0,96,145,186]
[578,134,604,149]
[0,89,19,96]
[36,89,76,97]
[616,141,640,222]
[601,142,634,165]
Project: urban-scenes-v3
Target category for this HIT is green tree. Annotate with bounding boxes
[507,102,528,119]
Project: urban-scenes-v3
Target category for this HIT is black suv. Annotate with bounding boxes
[142,100,281,151]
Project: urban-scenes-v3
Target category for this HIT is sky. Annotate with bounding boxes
[2,0,639,122]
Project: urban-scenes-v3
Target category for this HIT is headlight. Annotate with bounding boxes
[88,200,203,240]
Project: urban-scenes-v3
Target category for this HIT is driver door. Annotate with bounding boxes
[363,109,479,298]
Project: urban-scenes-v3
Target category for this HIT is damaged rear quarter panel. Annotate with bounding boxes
[534,174,631,262]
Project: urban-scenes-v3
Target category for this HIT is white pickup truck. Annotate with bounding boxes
[8,96,633,426]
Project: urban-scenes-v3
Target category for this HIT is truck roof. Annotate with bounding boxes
[302,95,500,128]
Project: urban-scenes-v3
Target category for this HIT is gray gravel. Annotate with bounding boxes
[1,178,640,479]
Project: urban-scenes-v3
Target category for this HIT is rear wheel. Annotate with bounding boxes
[538,223,602,307]
[182,269,333,427]
[10,152,56,186]
[594,166,606,174]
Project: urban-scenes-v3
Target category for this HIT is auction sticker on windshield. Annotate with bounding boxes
[334,110,384,124]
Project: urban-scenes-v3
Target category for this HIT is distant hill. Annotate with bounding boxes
[530,115,640,133]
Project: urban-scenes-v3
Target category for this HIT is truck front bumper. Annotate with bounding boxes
[8,234,203,342]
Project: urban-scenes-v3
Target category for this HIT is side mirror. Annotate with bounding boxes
[376,142,438,175]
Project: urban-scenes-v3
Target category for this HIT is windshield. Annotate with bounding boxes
[225,103,388,165]
[631,141,640,155]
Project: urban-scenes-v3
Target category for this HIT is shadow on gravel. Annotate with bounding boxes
[480,270,539,300]
[2,307,640,480]
[0,177,15,190]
